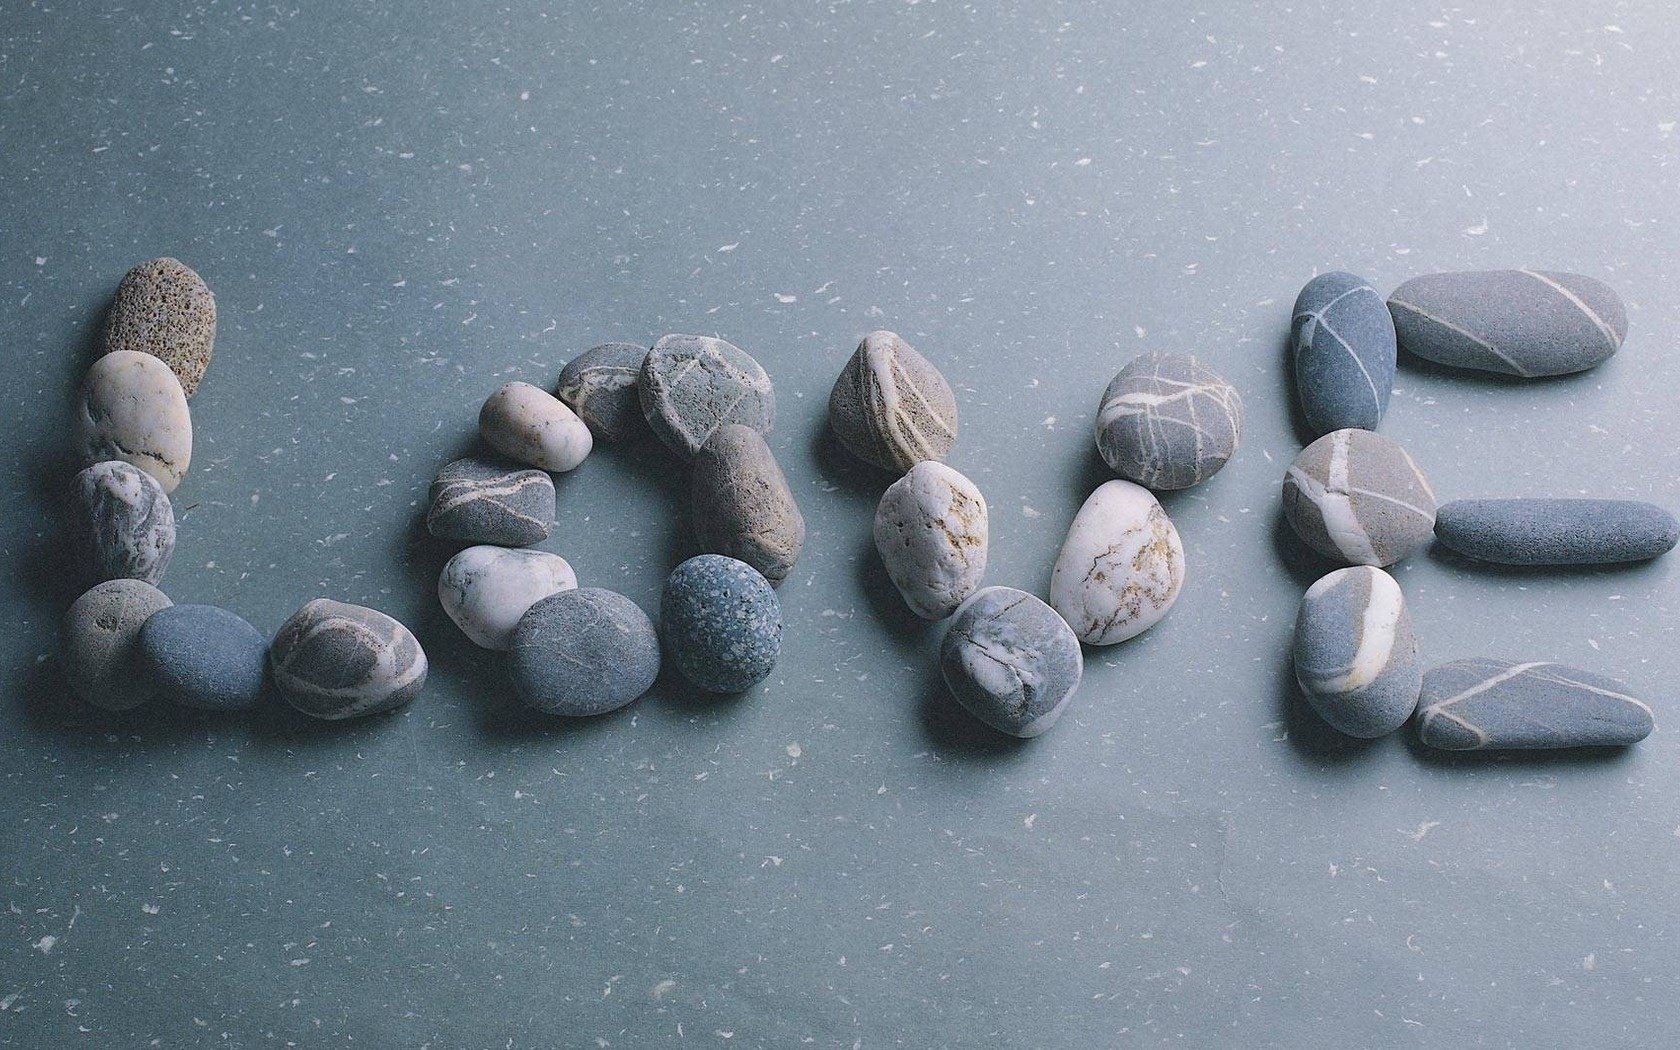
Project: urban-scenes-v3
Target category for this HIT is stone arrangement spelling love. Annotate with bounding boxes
[57,257,1675,755]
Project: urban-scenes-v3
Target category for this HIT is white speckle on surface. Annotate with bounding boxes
[33,936,56,954]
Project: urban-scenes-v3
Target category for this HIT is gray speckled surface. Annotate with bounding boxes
[4,2,1678,1046]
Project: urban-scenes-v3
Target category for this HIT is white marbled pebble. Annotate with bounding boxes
[479,381,593,473]
[75,350,192,493]
[438,546,578,650]
[73,460,175,586]
[873,461,988,620]
[1049,479,1185,646]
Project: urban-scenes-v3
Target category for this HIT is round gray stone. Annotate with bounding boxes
[138,604,267,711]
[827,330,957,474]
[426,456,555,547]
[661,555,782,694]
[1416,658,1653,750]
[1291,272,1395,437]
[639,334,774,460]
[939,586,1083,739]
[62,578,173,711]
[1095,351,1243,490]
[72,460,176,586]
[269,598,428,720]
[1435,498,1679,566]
[1388,269,1626,377]
[103,257,217,397]
[75,350,193,493]
[509,588,661,716]
[556,342,649,443]
[691,424,805,585]
[1292,566,1421,738]
[1281,428,1437,567]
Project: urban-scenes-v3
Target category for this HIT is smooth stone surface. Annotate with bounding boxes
[639,334,774,460]
[1388,270,1627,377]
[556,342,648,442]
[873,460,988,619]
[426,456,555,546]
[103,257,217,397]
[1435,498,1679,566]
[660,555,783,693]
[1282,428,1436,567]
[479,380,593,472]
[1291,271,1396,436]
[1094,351,1243,490]
[940,586,1083,738]
[1049,479,1185,645]
[72,460,175,586]
[1416,658,1654,750]
[690,424,805,584]
[508,588,661,716]
[827,330,958,474]
[137,604,267,711]
[74,350,192,492]
[269,598,427,720]
[1292,567,1421,737]
[61,579,173,711]
[438,545,577,650]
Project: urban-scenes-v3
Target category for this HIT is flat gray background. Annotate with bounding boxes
[3,1,1677,1046]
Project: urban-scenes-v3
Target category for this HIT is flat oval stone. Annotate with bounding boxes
[103,257,217,397]
[939,586,1083,738]
[827,330,958,474]
[438,545,577,650]
[1292,567,1421,737]
[138,604,266,711]
[1291,272,1395,436]
[509,588,661,716]
[691,424,805,584]
[661,555,783,693]
[1282,428,1436,567]
[75,350,192,493]
[639,334,774,460]
[556,342,648,442]
[426,457,555,547]
[1049,479,1185,645]
[1388,270,1626,377]
[479,380,593,472]
[72,460,175,586]
[269,598,427,720]
[1094,351,1243,490]
[62,578,172,711]
[1416,658,1653,750]
[1435,498,1679,566]
[873,461,987,620]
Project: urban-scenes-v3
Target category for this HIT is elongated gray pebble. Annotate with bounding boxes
[691,424,805,584]
[827,330,958,474]
[438,545,577,650]
[1434,498,1679,566]
[940,587,1083,738]
[1416,658,1653,750]
[72,460,175,586]
[1050,480,1185,645]
[1094,351,1242,490]
[661,555,783,693]
[75,350,192,493]
[1291,272,1395,436]
[478,381,593,472]
[873,461,987,620]
[1281,428,1436,567]
[426,457,555,547]
[509,588,661,716]
[1292,567,1420,737]
[62,578,173,711]
[639,334,774,459]
[556,342,648,442]
[269,598,427,720]
[138,604,267,711]
[1388,270,1626,377]
[103,257,217,397]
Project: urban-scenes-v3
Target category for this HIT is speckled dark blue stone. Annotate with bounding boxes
[138,604,267,711]
[1435,498,1679,566]
[660,555,783,693]
[1416,658,1653,750]
[1291,272,1395,437]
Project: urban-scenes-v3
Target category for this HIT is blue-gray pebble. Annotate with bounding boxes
[1416,658,1653,750]
[661,555,783,693]
[1388,270,1626,377]
[509,588,661,716]
[269,599,428,720]
[1435,498,1679,566]
[426,456,555,547]
[939,586,1083,738]
[1292,566,1421,737]
[138,604,267,710]
[1291,272,1395,436]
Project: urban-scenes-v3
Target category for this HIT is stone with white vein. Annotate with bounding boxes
[426,457,555,547]
[940,586,1083,738]
[1388,270,1626,377]
[1049,480,1185,645]
[639,334,774,460]
[478,381,593,473]
[269,598,428,720]
[438,546,577,650]
[827,330,958,474]
[1281,428,1436,568]
[1415,658,1653,750]
[1292,567,1421,737]
[1291,271,1395,436]
[873,461,987,619]
[1094,351,1243,489]
[72,460,175,586]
